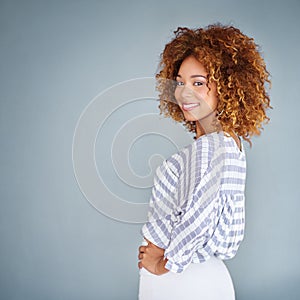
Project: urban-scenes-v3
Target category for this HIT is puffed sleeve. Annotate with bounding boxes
[141,157,180,249]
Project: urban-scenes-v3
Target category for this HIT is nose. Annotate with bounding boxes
[179,85,194,100]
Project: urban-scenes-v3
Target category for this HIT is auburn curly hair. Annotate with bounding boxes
[156,24,271,143]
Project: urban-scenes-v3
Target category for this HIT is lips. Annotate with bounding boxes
[182,103,200,111]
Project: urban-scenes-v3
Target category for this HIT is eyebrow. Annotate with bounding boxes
[176,74,207,79]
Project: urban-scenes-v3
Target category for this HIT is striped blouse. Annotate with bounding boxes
[141,131,246,273]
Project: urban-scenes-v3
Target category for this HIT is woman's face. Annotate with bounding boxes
[174,55,218,122]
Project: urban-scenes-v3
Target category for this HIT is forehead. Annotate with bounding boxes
[177,56,207,75]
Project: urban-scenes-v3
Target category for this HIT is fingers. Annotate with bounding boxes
[138,245,147,264]
[138,246,146,269]
[139,245,147,253]
[138,261,143,269]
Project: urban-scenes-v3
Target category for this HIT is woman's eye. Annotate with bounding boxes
[176,81,184,86]
[194,81,204,86]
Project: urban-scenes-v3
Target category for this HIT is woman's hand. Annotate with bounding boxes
[138,239,169,275]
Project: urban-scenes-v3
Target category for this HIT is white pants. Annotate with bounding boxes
[138,257,235,300]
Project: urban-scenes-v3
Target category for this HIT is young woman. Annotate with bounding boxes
[138,24,271,299]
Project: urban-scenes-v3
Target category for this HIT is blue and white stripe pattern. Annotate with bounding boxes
[141,131,246,273]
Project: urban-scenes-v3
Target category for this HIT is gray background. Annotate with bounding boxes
[1,0,300,299]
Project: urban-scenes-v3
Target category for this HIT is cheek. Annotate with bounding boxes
[206,95,219,110]
[200,86,218,106]
[194,91,204,101]
[174,88,181,102]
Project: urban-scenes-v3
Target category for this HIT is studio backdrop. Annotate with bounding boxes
[1,0,300,299]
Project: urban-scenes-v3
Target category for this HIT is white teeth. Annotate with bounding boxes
[183,103,199,109]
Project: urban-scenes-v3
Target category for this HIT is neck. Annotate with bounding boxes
[195,111,220,139]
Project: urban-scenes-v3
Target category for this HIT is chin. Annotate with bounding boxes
[185,118,198,122]
[183,112,200,122]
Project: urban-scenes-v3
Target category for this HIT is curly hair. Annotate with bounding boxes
[156,24,271,143]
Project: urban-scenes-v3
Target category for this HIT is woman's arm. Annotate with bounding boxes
[138,239,169,275]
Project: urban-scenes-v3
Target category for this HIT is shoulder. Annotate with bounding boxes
[163,132,222,176]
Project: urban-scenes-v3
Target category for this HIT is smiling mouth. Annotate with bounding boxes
[182,103,200,111]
